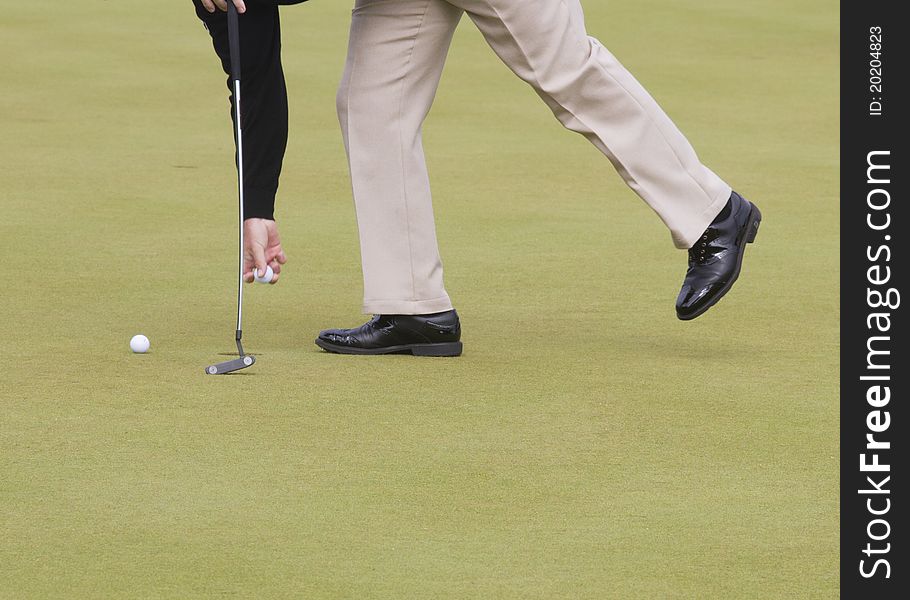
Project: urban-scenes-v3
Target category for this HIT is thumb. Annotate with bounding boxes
[252,245,268,278]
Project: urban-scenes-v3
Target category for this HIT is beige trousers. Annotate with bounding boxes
[338,0,733,315]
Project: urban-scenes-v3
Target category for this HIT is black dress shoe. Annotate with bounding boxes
[676,191,761,320]
[316,310,463,356]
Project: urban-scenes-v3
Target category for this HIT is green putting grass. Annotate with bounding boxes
[1,1,838,597]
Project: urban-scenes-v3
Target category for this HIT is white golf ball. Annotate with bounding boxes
[254,265,274,284]
[130,334,150,354]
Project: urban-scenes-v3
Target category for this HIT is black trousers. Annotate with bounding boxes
[192,1,300,220]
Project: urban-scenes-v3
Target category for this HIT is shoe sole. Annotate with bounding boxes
[315,338,463,357]
[677,203,762,321]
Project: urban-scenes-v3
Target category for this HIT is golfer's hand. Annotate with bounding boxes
[200,0,246,13]
[243,218,288,284]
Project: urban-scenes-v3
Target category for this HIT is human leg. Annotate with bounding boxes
[337,0,464,315]
[454,0,732,248]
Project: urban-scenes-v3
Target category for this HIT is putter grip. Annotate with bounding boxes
[226,2,241,81]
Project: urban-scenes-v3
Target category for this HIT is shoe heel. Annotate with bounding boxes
[411,342,463,357]
[746,206,762,244]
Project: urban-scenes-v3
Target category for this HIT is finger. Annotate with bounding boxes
[201,0,216,13]
[268,259,282,275]
[251,245,268,279]
[266,248,286,266]
[242,254,256,283]
[213,0,227,12]
[235,1,247,13]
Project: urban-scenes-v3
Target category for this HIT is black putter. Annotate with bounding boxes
[205,1,256,375]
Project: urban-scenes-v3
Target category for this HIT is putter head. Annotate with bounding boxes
[204,355,255,375]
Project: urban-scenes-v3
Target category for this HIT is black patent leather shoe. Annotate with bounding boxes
[676,191,761,320]
[316,310,463,356]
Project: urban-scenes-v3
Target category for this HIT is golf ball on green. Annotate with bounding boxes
[130,334,150,354]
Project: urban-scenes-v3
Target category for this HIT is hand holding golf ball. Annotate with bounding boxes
[243,219,287,285]
[254,265,274,284]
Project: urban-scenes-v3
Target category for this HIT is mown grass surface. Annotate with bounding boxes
[1,1,838,597]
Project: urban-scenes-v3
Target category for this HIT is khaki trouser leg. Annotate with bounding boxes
[338,0,463,315]
[455,0,732,248]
